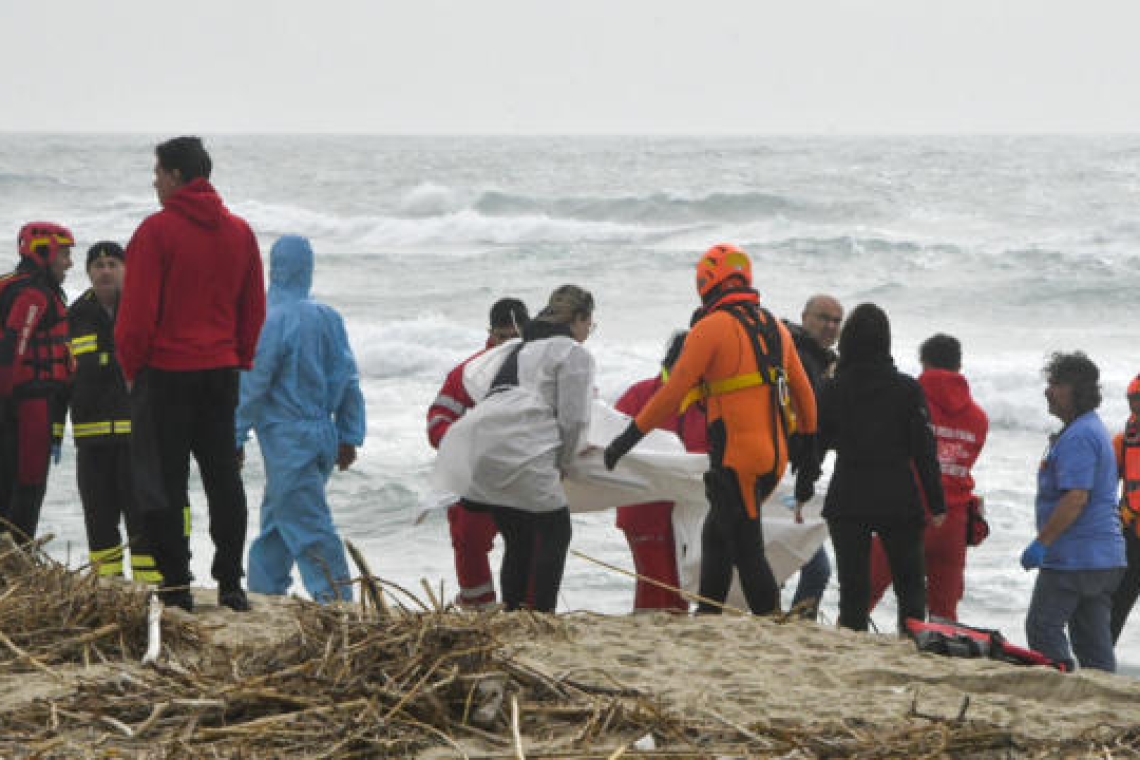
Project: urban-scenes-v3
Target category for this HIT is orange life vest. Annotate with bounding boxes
[1117,417,1140,538]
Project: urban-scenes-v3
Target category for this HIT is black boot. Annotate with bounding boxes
[218,585,251,612]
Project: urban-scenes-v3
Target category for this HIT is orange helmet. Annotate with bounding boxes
[1128,375,1140,397]
[18,221,74,266]
[695,243,751,299]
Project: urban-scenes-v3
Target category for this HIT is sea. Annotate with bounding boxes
[2,134,1139,675]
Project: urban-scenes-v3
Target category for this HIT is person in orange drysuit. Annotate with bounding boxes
[613,330,707,612]
[605,244,817,615]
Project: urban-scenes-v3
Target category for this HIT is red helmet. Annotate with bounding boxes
[1128,375,1140,397]
[696,243,751,298]
[18,221,75,266]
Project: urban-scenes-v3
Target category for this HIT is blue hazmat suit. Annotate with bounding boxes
[236,235,366,603]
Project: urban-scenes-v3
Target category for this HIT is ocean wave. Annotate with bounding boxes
[0,172,69,189]
[236,198,678,250]
[472,189,864,225]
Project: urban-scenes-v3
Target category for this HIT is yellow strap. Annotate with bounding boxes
[90,545,124,563]
[130,554,163,584]
[73,419,131,438]
[90,546,125,577]
[183,505,192,537]
[133,569,163,584]
[74,421,111,437]
[70,334,98,355]
[95,561,123,577]
[679,370,775,414]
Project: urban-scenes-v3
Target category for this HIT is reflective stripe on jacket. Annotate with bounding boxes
[68,289,130,445]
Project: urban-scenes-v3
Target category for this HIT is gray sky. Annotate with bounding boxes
[3,0,1140,134]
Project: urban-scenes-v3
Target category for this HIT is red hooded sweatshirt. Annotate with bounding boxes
[116,179,266,382]
[918,368,988,507]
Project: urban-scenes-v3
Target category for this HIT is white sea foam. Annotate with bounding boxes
[5,134,1140,672]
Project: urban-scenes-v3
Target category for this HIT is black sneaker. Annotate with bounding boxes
[218,586,251,612]
[160,588,194,613]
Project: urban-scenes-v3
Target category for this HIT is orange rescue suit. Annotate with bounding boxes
[634,301,817,519]
[1114,415,1140,538]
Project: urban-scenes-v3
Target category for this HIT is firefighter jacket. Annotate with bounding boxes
[68,289,130,446]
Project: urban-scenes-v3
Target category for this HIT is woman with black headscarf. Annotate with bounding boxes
[811,303,945,632]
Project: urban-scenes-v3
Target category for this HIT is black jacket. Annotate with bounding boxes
[786,322,835,493]
[817,356,945,525]
[67,289,130,446]
[786,321,836,392]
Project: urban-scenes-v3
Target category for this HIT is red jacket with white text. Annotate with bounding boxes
[918,368,988,507]
[116,179,266,382]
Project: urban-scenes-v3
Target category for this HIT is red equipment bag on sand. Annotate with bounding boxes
[905,619,1070,672]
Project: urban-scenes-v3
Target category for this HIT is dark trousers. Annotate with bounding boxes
[130,368,247,590]
[0,395,52,542]
[78,441,157,578]
[698,468,778,615]
[489,505,571,612]
[1111,528,1140,643]
[830,516,926,632]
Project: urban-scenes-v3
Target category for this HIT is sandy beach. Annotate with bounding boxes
[4,564,1140,758]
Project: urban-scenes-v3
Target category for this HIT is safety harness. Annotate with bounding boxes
[1121,416,1140,538]
[679,302,795,438]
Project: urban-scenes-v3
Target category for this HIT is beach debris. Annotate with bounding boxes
[140,591,162,665]
[1,539,1139,758]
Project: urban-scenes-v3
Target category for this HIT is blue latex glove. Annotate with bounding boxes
[50,441,62,465]
[1020,539,1046,570]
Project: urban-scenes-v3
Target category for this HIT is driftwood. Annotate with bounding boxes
[0,537,1138,758]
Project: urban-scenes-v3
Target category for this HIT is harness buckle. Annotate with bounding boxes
[776,371,789,408]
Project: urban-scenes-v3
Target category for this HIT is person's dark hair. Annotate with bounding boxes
[837,302,891,369]
[489,298,529,331]
[1043,351,1101,415]
[920,333,961,371]
[155,136,212,182]
[661,330,687,371]
[86,240,125,269]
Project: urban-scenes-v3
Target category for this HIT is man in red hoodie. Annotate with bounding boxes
[426,298,528,609]
[117,136,266,613]
[868,333,988,622]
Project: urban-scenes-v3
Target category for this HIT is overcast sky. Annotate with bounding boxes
[3,0,1140,134]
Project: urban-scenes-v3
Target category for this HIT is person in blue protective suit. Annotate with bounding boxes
[235,235,366,604]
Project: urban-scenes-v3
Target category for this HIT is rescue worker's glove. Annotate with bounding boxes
[604,421,645,471]
[50,441,62,465]
[1020,539,1046,571]
[791,433,821,503]
[1121,497,1139,531]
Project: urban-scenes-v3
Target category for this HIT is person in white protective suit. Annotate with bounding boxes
[235,235,366,603]
[437,284,596,612]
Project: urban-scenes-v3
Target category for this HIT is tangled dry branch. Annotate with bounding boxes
[0,537,1138,758]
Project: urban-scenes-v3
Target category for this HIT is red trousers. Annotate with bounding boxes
[0,396,52,542]
[869,501,968,621]
[447,502,499,606]
[617,501,688,612]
